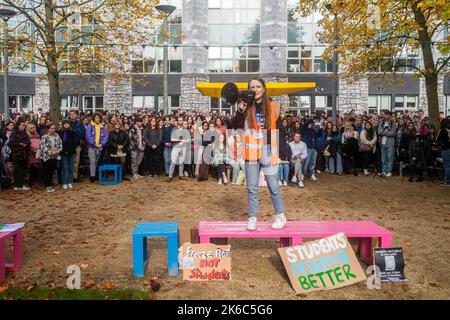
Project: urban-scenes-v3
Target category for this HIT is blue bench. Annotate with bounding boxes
[98,164,122,185]
[132,222,179,277]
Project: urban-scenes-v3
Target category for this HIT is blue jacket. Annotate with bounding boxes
[315,127,326,149]
[162,125,174,146]
[70,119,85,145]
[301,120,321,149]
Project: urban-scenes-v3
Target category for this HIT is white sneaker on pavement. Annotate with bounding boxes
[298,180,304,188]
[63,184,68,190]
[310,174,318,181]
[21,186,30,191]
[291,176,298,184]
[283,181,288,187]
[68,184,73,189]
[279,180,282,186]
[45,187,55,193]
[246,217,257,231]
[386,172,392,177]
[272,214,287,229]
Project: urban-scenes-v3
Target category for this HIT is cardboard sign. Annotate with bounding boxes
[374,247,408,283]
[278,233,366,294]
[180,243,232,281]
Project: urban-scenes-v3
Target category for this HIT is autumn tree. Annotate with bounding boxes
[1,0,160,123]
[296,0,450,127]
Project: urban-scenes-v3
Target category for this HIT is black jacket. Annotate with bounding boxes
[278,128,292,161]
[8,130,30,163]
[58,129,77,156]
[437,119,450,151]
[408,138,430,165]
[108,130,130,155]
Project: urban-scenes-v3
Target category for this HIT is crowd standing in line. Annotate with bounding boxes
[1,107,449,193]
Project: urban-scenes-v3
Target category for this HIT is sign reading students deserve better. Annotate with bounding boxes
[278,233,366,293]
[180,243,232,281]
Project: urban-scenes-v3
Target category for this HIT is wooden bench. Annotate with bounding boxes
[0,228,23,283]
[198,221,392,265]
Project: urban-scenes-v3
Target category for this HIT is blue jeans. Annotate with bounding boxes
[60,154,75,185]
[302,148,317,178]
[328,153,343,174]
[278,162,290,181]
[442,149,450,184]
[163,147,172,175]
[245,148,284,218]
[381,146,395,174]
[230,159,245,183]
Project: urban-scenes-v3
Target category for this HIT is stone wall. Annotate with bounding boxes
[104,76,132,114]
[260,0,287,74]
[180,74,210,111]
[338,77,369,114]
[34,76,50,111]
[419,76,445,114]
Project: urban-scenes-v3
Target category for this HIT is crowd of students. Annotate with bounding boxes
[1,107,449,193]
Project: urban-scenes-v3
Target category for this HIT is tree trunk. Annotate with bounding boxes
[412,3,440,129]
[48,66,61,125]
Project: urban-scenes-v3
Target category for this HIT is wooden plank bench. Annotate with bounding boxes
[198,221,392,265]
[0,228,23,283]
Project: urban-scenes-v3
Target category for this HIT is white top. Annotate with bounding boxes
[289,140,308,160]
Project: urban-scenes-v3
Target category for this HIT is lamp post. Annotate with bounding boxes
[325,3,338,123]
[0,7,16,122]
[155,3,176,116]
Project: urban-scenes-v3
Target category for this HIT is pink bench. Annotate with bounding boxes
[198,221,392,265]
[0,228,23,283]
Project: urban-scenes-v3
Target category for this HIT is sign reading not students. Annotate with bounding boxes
[180,243,232,281]
[278,233,366,294]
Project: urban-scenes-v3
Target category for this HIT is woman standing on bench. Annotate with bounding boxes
[232,77,286,231]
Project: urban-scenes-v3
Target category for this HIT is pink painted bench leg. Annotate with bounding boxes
[199,236,210,244]
[360,238,373,265]
[291,237,302,246]
[12,230,23,272]
[0,237,5,283]
[379,234,392,248]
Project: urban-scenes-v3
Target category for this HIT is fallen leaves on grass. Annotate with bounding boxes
[0,283,11,292]
[26,283,37,292]
[150,279,161,292]
[52,251,61,255]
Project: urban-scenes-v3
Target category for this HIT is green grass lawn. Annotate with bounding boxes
[0,285,154,300]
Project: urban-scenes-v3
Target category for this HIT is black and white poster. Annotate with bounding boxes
[374,247,408,282]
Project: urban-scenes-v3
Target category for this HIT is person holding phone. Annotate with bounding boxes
[231,76,286,231]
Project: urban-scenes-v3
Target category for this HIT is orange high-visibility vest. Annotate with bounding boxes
[243,101,280,165]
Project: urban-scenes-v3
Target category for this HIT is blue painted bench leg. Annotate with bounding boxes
[98,169,102,184]
[167,234,179,276]
[133,235,147,277]
[118,165,122,183]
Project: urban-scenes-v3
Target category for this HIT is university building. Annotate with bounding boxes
[2,0,449,116]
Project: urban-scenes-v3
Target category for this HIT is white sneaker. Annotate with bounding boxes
[63,184,68,190]
[310,174,318,181]
[272,214,287,229]
[291,176,298,184]
[298,180,304,188]
[279,180,282,186]
[283,181,288,187]
[68,184,73,189]
[21,186,30,191]
[246,217,257,231]
[386,172,392,177]
[45,187,55,193]
[184,171,189,177]
[316,170,321,174]
[222,174,228,185]
[218,177,223,185]
[364,169,370,176]
[14,187,20,191]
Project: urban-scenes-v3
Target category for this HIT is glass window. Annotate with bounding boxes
[406,96,417,109]
[288,95,299,113]
[170,60,182,73]
[446,95,450,117]
[288,23,301,43]
[381,96,391,109]
[287,60,300,73]
[299,96,311,110]
[247,60,259,72]
[211,97,220,110]
[395,96,404,110]
[368,96,378,109]
[133,96,144,109]
[300,59,312,72]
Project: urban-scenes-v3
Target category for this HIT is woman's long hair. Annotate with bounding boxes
[246,76,271,129]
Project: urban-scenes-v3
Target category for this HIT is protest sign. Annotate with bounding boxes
[374,247,408,282]
[180,243,231,281]
[278,233,366,294]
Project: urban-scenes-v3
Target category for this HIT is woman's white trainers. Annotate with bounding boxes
[246,217,257,231]
[272,214,287,229]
